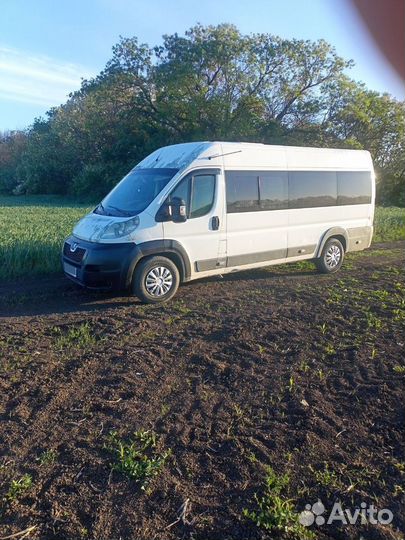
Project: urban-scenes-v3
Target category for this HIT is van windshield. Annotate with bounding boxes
[95,168,179,217]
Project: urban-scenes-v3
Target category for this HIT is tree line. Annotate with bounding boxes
[0,24,404,205]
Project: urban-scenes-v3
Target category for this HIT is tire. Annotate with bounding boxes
[315,238,345,274]
[132,256,180,303]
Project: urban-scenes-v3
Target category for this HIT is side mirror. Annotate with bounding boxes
[171,197,187,223]
[156,197,187,223]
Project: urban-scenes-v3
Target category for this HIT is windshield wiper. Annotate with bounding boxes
[106,205,133,217]
[94,202,107,215]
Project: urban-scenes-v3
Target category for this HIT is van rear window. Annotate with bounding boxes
[337,172,372,205]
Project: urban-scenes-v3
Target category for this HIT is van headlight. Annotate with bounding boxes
[100,216,140,239]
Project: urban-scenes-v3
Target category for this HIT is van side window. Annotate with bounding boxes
[226,172,260,213]
[225,169,372,213]
[169,177,190,205]
[168,173,215,219]
[337,172,372,205]
[190,175,215,218]
[259,172,288,210]
[288,171,337,209]
[226,171,288,212]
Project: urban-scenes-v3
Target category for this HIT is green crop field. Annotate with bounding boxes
[0,196,93,280]
[0,195,403,281]
[373,206,405,242]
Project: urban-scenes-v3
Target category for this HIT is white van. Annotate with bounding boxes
[63,142,375,303]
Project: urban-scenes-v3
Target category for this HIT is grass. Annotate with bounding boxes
[393,365,405,374]
[0,195,403,281]
[310,463,339,489]
[5,474,33,502]
[53,322,97,350]
[105,430,171,489]
[37,449,58,466]
[0,195,92,280]
[243,466,314,539]
[373,207,405,242]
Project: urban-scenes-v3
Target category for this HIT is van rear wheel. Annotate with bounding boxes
[132,256,180,303]
[315,238,344,274]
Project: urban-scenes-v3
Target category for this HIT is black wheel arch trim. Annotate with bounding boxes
[315,227,348,258]
[125,239,191,288]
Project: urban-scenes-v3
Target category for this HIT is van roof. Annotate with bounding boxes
[136,141,372,171]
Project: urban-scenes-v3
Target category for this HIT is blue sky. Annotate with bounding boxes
[0,0,403,131]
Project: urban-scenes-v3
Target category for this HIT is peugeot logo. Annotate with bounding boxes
[70,242,79,253]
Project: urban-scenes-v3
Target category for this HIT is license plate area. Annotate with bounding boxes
[64,261,78,278]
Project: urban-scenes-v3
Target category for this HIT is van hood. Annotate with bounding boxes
[73,212,134,243]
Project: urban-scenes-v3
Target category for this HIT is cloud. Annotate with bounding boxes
[0,45,96,108]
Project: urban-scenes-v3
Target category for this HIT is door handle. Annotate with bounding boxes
[211,216,220,230]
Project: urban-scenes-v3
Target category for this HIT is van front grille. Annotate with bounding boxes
[63,241,86,263]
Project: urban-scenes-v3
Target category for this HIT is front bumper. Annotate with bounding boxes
[61,236,138,290]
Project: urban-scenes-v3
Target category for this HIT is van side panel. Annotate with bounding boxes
[221,145,375,264]
[287,205,372,258]
[226,211,287,266]
[347,225,373,251]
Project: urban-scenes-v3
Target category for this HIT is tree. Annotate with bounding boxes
[324,78,405,204]
[104,25,349,140]
[0,130,28,192]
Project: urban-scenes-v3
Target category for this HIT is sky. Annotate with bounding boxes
[0,0,404,132]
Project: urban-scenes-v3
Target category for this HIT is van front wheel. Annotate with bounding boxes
[132,256,180,303]
[315,238,344,274]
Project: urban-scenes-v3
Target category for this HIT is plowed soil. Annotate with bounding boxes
[0,242,404,540]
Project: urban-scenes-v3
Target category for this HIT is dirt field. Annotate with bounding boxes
[0,242,404,540]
